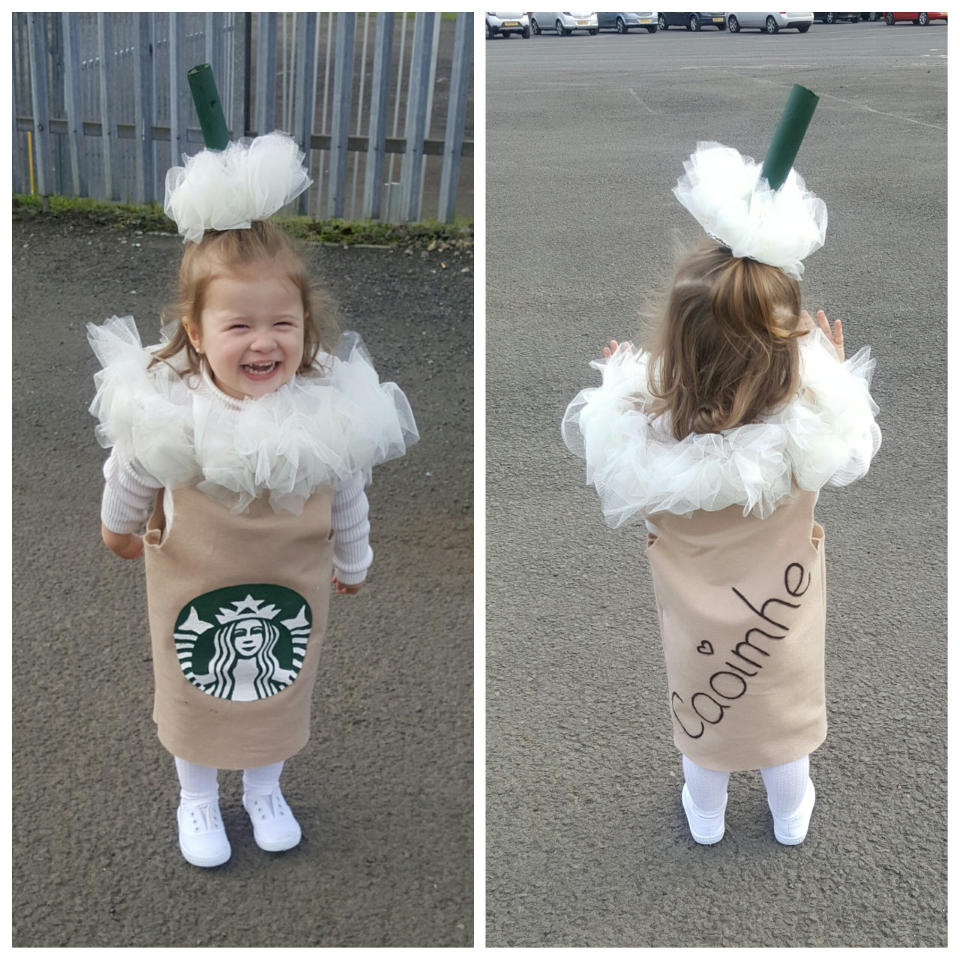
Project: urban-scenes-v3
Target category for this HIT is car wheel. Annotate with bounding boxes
[765,16,779,33]
[825,12,835,23]
[885,12,894,25]
[716,20,726,30]
[918,12,930,24]
[689,15,701,31]
[531,18,541,35]
[555,19,566,36]
[646,25,657,33]
[658,14,668,30]
[728,15,740,33]
[485,21,493,38]
[797,23,810,32]
[522,26,530,38]
[588,28,598,35]
[616,17,626,33]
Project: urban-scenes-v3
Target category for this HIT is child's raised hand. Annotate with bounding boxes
[815,309,844,362]
[332,576,364,596]
[602,339,632,359]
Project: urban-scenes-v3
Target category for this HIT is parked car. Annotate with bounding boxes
[725,12,815,32]
[529,12,600,35]
[883,11,948,24]
[657,11,727,30]
[486,12,531,38]
[597,11,659,33]
[813,12,861,22]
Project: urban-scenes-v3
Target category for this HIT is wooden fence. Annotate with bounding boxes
[12,11,474,223]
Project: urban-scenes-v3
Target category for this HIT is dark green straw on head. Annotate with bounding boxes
[760,84,819,190]
[187,63,229,151]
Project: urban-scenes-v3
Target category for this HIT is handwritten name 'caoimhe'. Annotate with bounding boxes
[671,561,811,740]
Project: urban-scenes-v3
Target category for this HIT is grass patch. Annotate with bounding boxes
[13,194,473,253]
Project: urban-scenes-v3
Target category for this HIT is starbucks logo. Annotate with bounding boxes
[173,585,313,701]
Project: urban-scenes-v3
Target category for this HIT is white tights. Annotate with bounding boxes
[682,754,810,818]
[174,756,285,806]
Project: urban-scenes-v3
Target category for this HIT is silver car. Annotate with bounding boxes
[485,12,531,38]
[596,12,659,33]
[529,12,600,35]
[726,12,814,33]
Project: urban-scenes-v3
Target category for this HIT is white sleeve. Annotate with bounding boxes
[825,417,882,487]
[331,471,373,585]
[100,451,163,534]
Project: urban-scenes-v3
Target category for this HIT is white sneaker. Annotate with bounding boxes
[177,801,231,867]
[772,778,816,845]
[242,788,302,852]
[681,783,726,845]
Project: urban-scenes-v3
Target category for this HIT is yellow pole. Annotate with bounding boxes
[26,129,35,195]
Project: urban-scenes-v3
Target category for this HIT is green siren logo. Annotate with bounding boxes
[173,585,312,701]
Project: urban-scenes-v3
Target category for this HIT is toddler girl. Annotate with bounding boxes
[562,141,881,845]
[88,132,418,867]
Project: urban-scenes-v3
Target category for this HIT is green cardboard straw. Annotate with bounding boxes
[187,64,229,150]
[761,84,819,190]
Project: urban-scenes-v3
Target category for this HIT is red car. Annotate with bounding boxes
[884,12,948,24]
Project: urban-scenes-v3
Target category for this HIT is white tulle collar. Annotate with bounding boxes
[562,329,880,526]
[88,316,418,514]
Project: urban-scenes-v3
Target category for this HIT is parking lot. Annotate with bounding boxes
[486,19,946,948]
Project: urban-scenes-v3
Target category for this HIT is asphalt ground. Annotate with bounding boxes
[12,219,473,946]
[486,20,947,947]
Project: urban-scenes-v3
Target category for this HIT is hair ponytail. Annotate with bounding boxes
[647,239,804,440]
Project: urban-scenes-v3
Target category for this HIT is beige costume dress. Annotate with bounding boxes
[562,328,880,772]
[88,316,418,769]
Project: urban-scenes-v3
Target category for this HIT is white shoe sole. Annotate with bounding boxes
[681,783,726,845]
[773,778,816,845]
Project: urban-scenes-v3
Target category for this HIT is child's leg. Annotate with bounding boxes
[242,760,302,852]
[760,755,815,845]
[680,754,729,844]
[173,756,231,867]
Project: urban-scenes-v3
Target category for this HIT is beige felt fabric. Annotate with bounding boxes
[143,484,334,769]
[647,489,827,772]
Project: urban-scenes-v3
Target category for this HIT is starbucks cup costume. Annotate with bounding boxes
[562,86,881,774]
[88,131,418,770]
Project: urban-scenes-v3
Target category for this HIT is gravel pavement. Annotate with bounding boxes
[12,218,473,947]
[486,21,946,947]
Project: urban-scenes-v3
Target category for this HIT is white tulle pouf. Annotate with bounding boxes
[164,131,312,243]
[672,141,827,280]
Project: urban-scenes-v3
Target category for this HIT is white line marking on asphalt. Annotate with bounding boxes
[627,88,656,114]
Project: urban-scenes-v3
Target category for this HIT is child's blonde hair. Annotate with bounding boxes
[152,220,336,374]
[647,239,805,440]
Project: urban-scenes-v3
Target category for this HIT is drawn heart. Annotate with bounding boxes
[696,640,714,656]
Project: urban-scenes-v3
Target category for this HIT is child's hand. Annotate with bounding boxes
[803,309,844,362]
[101,524,144,559]
[332,576,364,595]
[602,340,631,358]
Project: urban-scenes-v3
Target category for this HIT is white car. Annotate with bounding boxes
[485,12,531,38]
[529,12,600,35]
[726,12,814,33]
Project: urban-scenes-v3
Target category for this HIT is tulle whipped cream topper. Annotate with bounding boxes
[673,84,826,280]
[164,64,311,243]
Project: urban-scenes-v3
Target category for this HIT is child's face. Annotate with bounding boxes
[185,262,305,400]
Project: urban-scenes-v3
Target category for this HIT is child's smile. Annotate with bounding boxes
[185,263,305,400]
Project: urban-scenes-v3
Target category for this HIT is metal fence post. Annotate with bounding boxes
[438,13,472,223]
[169,12,184,168]
[362,12,393,219]
[27,13,53,197]
[399,12,434,222]
[134,13,155,203]
[293,11,318,215]
[327,12,355,219]
[61,12,87,197]
[96,13,116,199]
[253,12,277,137]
